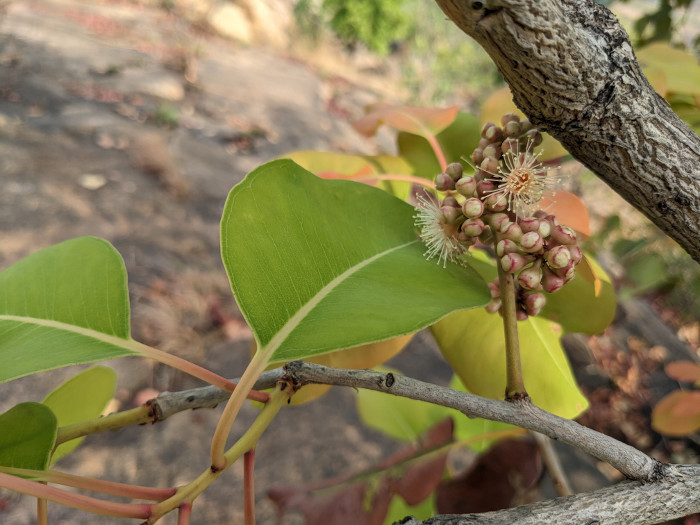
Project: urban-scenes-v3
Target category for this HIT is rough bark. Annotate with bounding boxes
[433,0,700,262]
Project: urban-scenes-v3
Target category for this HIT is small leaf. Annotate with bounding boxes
[433,309,588,419]
[221,160,490,364]
[384,493,435,525]
[42,366,117,464]
[637,43,700,96]
[652,391,700,436]
[352,104,459,138]
[0,238,137,383]
[0,403,57,470]
[665,361,700,383]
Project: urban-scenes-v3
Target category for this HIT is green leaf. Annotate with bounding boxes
[356,368,447,442]
[221,159,490,364]
[384,493,436,524]
[432,309,588,419]
[0,237,138,383]
[398,112,482,180]
[637,43,700,96]
[42,366,117,464]
[0,403,57,470]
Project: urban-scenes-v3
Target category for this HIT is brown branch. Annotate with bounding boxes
[433,0,700,262]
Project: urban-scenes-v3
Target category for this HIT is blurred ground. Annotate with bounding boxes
[0,1,698,524]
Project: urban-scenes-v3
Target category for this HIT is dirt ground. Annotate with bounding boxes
[0,1,697,524]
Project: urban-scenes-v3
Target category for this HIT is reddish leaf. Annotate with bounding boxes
[436,439,542,514]
[539,190,591,238]
[267,418,453,524]
[352,105,459,138]
[652,390,700,436]
[665,361,700,383]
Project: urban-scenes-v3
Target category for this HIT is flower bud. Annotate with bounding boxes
[538,219,552,239]
[500,112,520,126]
[542,266,564,293]
[519,119,533,133]
[501,253,530,273]
[516,309,529,321]
[484,193,507,212]
[519,217,540,233]
[446,162,463,181]
[456,232,476,246]
[485,298,502,314]
[484,125,503,143]
[501,222,523,243]
[461,218,485,237]
[524,128,542,147]
[441,205,462,224]
[520,231,544,253]
[497,239,520,257]
[503,120,520,138]
[487,212,510,231]
[550,225,577,245]
[524,293,546,316]
[471,148,484,166]
[568,245,583,265]
[456,176,477,197]
[518,265,543,290]
[546,245,572,269]
[479,227,494,245]
[482,144,501,160]
[501,138,518,155]
[476,180,496,197]
[478,137,490,150]
[462,198,484,218]
[481,122,496,138]
[435,172,455,191]
[442,196,460,208]
[480,155,499,173]
[487,279,500,298]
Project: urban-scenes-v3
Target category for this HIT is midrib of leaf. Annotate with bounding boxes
[258,238,420,361]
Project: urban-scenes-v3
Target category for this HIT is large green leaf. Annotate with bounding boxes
[221,159,490,363]
[42,366,117,465]
[432,309,588,419]
[397,112,481,180]
[0,237,137,383]
[0,403,57,470]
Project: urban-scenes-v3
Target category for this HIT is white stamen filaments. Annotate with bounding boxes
[414,193,465,268]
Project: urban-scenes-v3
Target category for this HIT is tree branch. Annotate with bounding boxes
[432,0,700,262]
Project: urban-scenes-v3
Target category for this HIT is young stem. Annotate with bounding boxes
[178,503,192,525]
[210,349,272,470]
[533,432,573,496]
[244,449,256,525]
[496,261,528,399]
[37,495,47,525]
[149,384,289,524]
[56,405,154,445]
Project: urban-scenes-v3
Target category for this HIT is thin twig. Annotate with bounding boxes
[532,432,572,496]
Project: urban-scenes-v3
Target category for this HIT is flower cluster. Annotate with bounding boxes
[414,112,582,319]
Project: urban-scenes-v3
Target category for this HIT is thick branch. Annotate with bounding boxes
[433,0,700,262]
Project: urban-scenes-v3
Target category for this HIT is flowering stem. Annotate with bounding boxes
[496,260,528,400]
[244,449,256,525]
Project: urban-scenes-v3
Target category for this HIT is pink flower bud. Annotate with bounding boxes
[446,162,463,181]
[524,129,542,147]
[442,196,460,207]
[500,113,520,126]
[471,148,484,166]
[501,222,523,242]
[456,176,477,197]
[482,143,501,159]
[456,232,476,246]
[518,265,543,290]
[546,245,572,269]
[501,138,518,154]
[520,119,533,133]
[435,172,455,191]
[503,120,520,138]
[520,231,544,253]
[461,218,485,237]
[524,293,546,316]
[487,279,500,298]
[476,180,496,198]
[501,253,530,273]
[462,198,485,218]
[550,225,577,245]
[496,239,519,257]
[538,220,552,239]
[568,245,583,265]
[478,137,490,150]
[519,217,540,233]
[485,298,502,314]
[441,205,462,224]
[516,309,529,321]
[484,126,503,143]
[487,213,510,231]
[542,266,564,293]
[481,122,496,138]
[484,193,508,212]
[480,156,499,174]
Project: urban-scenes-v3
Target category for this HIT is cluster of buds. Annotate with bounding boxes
[415,112,582,320]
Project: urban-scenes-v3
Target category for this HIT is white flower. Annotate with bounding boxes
[414,193,466,268]
[482,140,556,218]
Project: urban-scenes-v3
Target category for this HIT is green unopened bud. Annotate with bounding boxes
[546,245,572,269]
[496,239,520,257]
[501,253,530,273]
[524,293,546,316]
[520,231,544,253]
[461,218,485,237]
[501,222,523,242]
[551,225,577,245]
[456,176,477,197]
[518,264,543,290]
[487,212,510,231]
[435,172,455,191]
[500,112,520,126]
[462,198,484,218]
[471,148,484,166]
[538,220,552,239]
[446,162,463,181]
